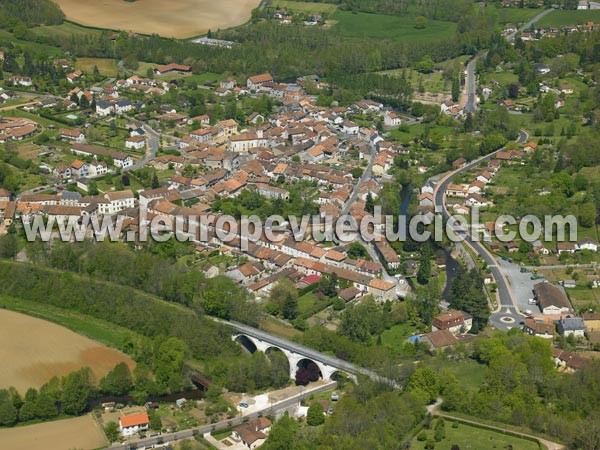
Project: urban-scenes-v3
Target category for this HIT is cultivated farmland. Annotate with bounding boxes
[0,414,108,450]
[53,0,262,38]
[0,309,135,392]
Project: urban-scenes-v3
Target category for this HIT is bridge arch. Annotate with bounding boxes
[231,332,357,383]
[233,334,258,354]
[264,347,291,376]
[294,358,323,385]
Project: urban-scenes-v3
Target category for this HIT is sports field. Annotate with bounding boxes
[0,309,135,392]
[0,414,107,450]
[53,0,262,38]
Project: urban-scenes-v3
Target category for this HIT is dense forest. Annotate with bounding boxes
[0,0,64,28]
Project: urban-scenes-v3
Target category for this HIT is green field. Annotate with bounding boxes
[380,322,420,351]
[487,5,547,25]
[75,57,119,77]
[331,11,456,41]
[31,21,101,39]
[536,10,600,27]
[424,358,486,393]
[412,418,541,450]
[273,0,338,14]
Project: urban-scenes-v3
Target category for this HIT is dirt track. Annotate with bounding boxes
[54,0,261,38]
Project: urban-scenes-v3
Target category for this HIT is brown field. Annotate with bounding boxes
[0,309,135,392]
[54,0,261,39]
[0,414,107,450]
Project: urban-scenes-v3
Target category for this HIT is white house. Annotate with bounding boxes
[88,161,108,177]
[557,317,586,338]
[342,120,359,135]
[247,73,273,90]
[125,135,146,150]
[383,111,401,127]
[99,190,135,215]
[577,238,598,252]
[115,99,133,115]
[432,309,473,335]
[96,100,114,116]
[10,76,32,87]
[119,413,149,437]
[228,133,268,153]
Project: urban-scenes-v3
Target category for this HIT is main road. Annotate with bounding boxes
[432,130,528,330]
[463,7,554,113]
[109,380,336,450]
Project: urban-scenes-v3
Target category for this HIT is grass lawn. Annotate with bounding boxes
[274,0,338,14]
[487,70,519,87]
[568,285,600,310]
[298,291,321,315]
[211,429,232,441]
[0,295,140,350]
[424,358,486,392]
[381,322,420,351]
[75,57,119,77]
[260,315,302,339]
[536,10,600,27]
[412,418,541,450]
[331,11,456,42]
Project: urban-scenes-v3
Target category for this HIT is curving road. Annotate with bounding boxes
[463,8,554,113]
[432,130,528,330]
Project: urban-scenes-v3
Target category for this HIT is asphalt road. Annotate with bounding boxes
[334,139,396,283]
[463,8,554,114]
[464,56,479,114]
[505,8,556,42]
[109,381,336,450]
[126,123,161,171]
[432,130,529,331]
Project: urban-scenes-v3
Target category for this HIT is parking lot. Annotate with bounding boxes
[497,259,541,315]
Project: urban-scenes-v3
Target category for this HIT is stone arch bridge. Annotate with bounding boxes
[220,319,396,386]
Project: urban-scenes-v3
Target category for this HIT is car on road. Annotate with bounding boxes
[520,267,530,273]
[528,298,537,305]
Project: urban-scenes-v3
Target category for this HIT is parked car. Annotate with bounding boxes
[331,392,339,401]
[328,406,334,415]
[238,402,248,408]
